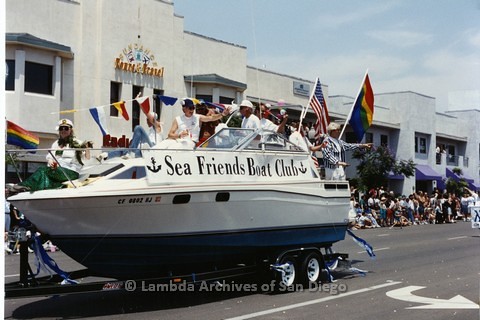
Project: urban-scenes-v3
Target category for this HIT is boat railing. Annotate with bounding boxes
[5,148,127,187]
[197,127,306,153]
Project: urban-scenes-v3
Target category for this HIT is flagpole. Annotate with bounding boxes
[299,77,319,128]
[338,69,369,140]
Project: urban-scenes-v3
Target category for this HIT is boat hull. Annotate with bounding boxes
[12,183,350,279]
[52,223,347,279]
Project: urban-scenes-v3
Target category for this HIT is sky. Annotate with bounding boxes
[174,0,480,111]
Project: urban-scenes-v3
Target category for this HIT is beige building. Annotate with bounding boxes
[6,0,479,195]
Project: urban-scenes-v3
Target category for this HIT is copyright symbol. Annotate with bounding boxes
[125,280,136,292]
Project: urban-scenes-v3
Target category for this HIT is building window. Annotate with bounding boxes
[110,81,121,117]
[25,61,53,95]
[365,132,373,144]
[220,96,234,104]
[132,86,143,131]
[5,60,15,91]
[415,136,427,154]
[197,94,213,103]
[153,89,164,120]
[380,134,388,146]
[345,132,357,143]
[446,145,456,165]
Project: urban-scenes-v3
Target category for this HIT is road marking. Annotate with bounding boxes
[225,281,402,320]
[386,286,479,309]
[447,236,468,240]
[357,247,390,254]
[5,274,20,278]
[377,234,390,237]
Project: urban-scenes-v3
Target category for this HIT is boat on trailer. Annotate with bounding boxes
[8,127,351,283]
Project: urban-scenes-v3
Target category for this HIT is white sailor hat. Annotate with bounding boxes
[55,119,74,130]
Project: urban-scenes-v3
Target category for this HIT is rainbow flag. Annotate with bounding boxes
[6,120,40,149]
[349,73,374,142]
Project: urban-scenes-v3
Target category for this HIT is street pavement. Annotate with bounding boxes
[4,221,479,319]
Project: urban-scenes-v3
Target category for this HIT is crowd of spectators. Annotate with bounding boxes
[349,186,479,230]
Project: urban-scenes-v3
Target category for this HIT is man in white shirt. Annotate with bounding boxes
[256,103,288,134]
[240,100,260,129]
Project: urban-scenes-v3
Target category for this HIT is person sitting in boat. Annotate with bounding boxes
[158,98,230,149]
[196,102,221,146]
[255,103,289,134]
[322,122,372,181]
[13,119,92,192]
[288,121,325,153]
[239,99,260,130]
[253,103,289,145]
[98,111,163,160]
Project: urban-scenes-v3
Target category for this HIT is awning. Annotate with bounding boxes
[469,181,480,191]
[388,171,404,180]
[415,164,442,180]
[436,179,446,191]
[446,168,474,183]
[445,168,480,190]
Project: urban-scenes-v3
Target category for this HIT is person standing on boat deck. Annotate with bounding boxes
[14,119,92,191]
[99,111,163,160]
[322,122,372,180]
[239,100,260,129]
[160,98,230,149]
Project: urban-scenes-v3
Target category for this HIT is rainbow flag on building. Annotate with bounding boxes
[6,120,40,149]
[348,72,374,142]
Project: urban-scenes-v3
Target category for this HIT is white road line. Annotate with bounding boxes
[357,247,390,254]
[5,274,20,278]
[377,234,390,237]
[447,236,468,240]
[225,281,402,320]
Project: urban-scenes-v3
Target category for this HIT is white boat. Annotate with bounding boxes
[9,128,351,280]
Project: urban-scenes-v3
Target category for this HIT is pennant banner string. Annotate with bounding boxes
[50,94,178,115]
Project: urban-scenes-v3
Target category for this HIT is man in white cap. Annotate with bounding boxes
[322,122,372,180]
[239,99,260,129]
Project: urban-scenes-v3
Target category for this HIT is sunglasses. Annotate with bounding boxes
[59,126,71,131]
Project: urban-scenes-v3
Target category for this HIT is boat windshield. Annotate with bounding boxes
[197,127,305,152]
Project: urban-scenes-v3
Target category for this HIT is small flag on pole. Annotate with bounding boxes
[112,101,129,121]
[89,107,109,136]
[348,73,374,142]
[6,120,39,149]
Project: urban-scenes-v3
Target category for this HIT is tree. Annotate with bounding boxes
[445,167,469,195]
[351,145,415,192]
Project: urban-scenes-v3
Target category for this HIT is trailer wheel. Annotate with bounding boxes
[276,255,296,287]
[300,252,323,284]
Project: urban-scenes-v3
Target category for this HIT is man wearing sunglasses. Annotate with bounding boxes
[163,98,230,149]
[13,119,91,191]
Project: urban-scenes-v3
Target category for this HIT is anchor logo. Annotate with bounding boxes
[147,157,162,173]
[299,162,307,174]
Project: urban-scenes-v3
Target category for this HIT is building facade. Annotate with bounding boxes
[5,0,480,195]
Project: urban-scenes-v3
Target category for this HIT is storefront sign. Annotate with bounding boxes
[293,81,310,97]
[114,43,164,77]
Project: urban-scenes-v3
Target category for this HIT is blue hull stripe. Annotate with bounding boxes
[53,224,347,279]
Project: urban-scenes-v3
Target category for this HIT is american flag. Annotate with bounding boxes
[309,78,330,142]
